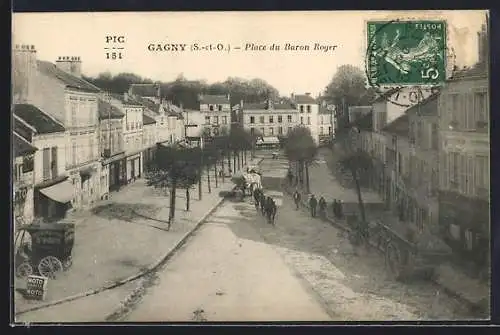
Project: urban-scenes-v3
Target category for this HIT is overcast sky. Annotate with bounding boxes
[13,10,486,97]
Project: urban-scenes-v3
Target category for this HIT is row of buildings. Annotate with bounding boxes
[349,23,489,268]
[12,43,336,230]
[12,46,186,228]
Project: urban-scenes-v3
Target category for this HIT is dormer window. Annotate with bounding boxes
[218,105,222,112]
[209,105,214,111]
[300,105,304,113]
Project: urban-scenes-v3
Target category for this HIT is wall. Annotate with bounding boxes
[100,118,124,155]
[123,106,144,154]
[32,131,67,184]
[31,73,67,124]
[200,102,231,112]
[12,45,38,104]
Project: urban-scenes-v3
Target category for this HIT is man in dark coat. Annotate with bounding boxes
[260,191,266,215]
[318,196,327,219]
[309,195,318,218]
[293,190,301,210]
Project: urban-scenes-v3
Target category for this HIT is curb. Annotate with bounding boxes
[15,159,264,317]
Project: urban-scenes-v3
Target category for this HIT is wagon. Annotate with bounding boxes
[15,220,75,279]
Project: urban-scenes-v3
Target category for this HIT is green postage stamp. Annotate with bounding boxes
[366,20,447,86]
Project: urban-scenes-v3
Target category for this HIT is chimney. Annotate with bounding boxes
[180,102,184,112]
[477,23,488,66]
[240,100,243,109]
[123,92,129,102]
[55,56,82,77]
[322,100,327,108]
[291,93,295,100]
[227,93,231,102]
[12,44,38,103]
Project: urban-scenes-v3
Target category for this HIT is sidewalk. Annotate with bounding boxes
[15,158,262,321]
[286,150,490,315]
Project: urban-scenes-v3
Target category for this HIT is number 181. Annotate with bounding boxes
[106,52,122,60]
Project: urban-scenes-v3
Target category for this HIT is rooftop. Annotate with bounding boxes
[110,93,143,106]
[37,60,101,93]
[13,104,65,134]
[382,113,409,138]
[14,132,37,157]
[143,113,157,125]
[199,95,230,105]
[405,92,440,117]
[293,94,317,104]
[98,99,125,119]
[129,84,160,97]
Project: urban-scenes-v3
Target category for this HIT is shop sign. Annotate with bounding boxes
[26,275,48,300]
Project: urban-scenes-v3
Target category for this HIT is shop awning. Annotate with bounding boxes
[39,180,74,204]
[257,136,280,145]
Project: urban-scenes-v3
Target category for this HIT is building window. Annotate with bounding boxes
[320,127,324,135]
[474,92,488,125]
[14,163,22,182]
[300,116,304,124]
[22,155,34,173]
[287,115,292,122]
[42,148,51,180]
[269,127,274,135]
[214,116,219,124]
[307,105,311,113]
[209,105,214,111]
[71,102,78,126]
[205,116,210,124]
[222,116,227,124]
[89,137,94,161]
[250,127,255,135]
[449,94,460,126]
[300,105,304,113]
[72,140,77,166]
[278,126,283,135]
[260,128,265,136]
[307,117,311,125]
[218,105,222,112]
[328,126,332,134]
[250,116,255,124]
[450,152,459,189]
[259,116,265,124]
[431,123,438,150]
[475,154,488,191]
[278,115,283,123]
[269,116,274,123]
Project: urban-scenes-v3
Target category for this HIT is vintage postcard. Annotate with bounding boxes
[11,10,490,323]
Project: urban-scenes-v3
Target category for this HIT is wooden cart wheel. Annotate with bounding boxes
[38,256,63,279]
[385,243,403,280]
[16,262,33,278]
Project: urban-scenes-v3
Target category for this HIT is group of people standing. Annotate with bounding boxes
[293,190,343,220]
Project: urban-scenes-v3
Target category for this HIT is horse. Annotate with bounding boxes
[259,192,267,215]
[265,196,277,225]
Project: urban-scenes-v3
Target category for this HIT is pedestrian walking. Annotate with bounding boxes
[293,190,301,210]
[332,199,338,219]
[318,196,327,219]
[309,195,318,218]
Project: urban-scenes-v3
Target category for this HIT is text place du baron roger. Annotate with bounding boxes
[147,41,338,53]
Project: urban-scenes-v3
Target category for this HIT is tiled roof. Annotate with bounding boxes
[98,99,124,119]
[129,84,160,97]
[294,94,316,104]
[13,104,65,134]
[274,102,296,110]
[199,95,229,105]
[243,102,267,110]
[405,92,439,117]
[143,113,157,125]
[14,132,37,157]
[382,113,409,137]
[136,97,161,114]
[37,60,101,93]
[110,93,143,106]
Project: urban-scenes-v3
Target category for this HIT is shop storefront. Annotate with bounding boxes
[34,176,74,222]
[126,153,142,183]
[438,190,489,266]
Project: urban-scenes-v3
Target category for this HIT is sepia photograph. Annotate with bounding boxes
[11,10,490,323]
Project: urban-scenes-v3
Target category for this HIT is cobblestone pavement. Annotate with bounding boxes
[14,160,260,322]
[123,200,331,322]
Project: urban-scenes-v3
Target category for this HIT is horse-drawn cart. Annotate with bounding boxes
[15,220,75,279]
